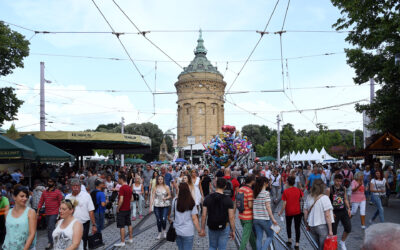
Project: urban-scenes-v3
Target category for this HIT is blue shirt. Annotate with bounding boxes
[164,173,173,187]
[11,173,22,183]
[308,173,321,188]
[95,191,106,214]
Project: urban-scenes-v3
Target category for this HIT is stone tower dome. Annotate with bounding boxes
[175,30,226,148]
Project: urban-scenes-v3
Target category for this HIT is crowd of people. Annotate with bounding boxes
[0,158,398,250]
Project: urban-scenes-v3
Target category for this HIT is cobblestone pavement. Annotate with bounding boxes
[35,198,400,250]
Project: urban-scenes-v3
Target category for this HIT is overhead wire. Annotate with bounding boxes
[225,0,281,93]
[90,0,153,93]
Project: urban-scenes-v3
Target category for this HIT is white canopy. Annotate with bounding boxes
[320,147,337,161]
[182,143,205,151]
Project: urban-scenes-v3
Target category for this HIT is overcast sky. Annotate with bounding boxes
[0,0,374,135]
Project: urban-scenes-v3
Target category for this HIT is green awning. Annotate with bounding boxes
[125,158,147,164]
[17,135,74,162]
[259,156,276,162]
[0,134,35,160]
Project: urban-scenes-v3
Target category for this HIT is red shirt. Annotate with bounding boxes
[37,189,63,215]
[223,176,240,201]
[238,186,254,220]
[281,187,303,216]
[119,184,132,211]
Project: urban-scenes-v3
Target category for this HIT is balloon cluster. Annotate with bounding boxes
[204,125,252,168]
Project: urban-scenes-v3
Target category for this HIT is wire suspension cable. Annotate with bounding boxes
[226,0,281,93]
[90,0,153,93]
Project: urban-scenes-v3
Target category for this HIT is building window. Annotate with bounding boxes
[186,108,189,115]
[199,108,203,114]
[213,108,215,115]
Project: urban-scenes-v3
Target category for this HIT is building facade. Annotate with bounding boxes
[175,31,226,148]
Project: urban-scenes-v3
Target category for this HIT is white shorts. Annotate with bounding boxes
[351,200,366,216]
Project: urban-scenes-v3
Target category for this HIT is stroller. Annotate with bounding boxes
[105,191,118,222]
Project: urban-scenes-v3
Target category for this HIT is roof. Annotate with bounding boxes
[19,131,151,156]
[17,135,74,162]
[0,134,35,160]
[0,128,6,134]
[179,29,222,77]
[364,132,400,155]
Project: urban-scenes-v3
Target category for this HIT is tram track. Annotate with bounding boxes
[104,212,155,250]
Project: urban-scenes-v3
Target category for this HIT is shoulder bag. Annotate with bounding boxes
[166,199,177,242]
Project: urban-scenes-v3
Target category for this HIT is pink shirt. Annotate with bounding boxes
[351,180,366,203]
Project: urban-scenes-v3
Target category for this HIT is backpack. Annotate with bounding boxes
[223,178,234,198]
[207,193,228,231]
[235,191,245,213]
[341,171,351,188]
[90,190,100,211]
[237,176,246,187]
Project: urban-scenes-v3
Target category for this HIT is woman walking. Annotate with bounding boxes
[253,176,278,250]
[172,183,204,250]
[150,175,171,239]
[278,176,303,249]
[191,170,202,210]
[351,172,366,229]
[52,200,83,250]
[303,179,334,250]
[3,185,37,250]
[369,170,386,223]
[131,176,144,220]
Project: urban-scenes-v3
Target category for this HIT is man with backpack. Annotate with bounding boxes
[327,174,352,250]
[91,179,107,233]
[223,168,240,203]
[201,178,235,250]
[237,175,257,250]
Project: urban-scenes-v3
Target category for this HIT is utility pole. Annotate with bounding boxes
[277,114,281,166]
[353,130,356,148]
[121,117,125,167]
[40,62,45,131]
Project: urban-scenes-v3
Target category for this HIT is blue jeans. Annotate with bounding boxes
[253,219,274,250]
[46,214,58,244]
[208,225,230,250]
[154,206,169,232]
[176,235,194,250]
[371,195,384,222]
[95,212,105,233]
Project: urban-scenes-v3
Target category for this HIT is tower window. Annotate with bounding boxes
[186,108,189,115]
[213,108,215,115]
[199,108,203,114]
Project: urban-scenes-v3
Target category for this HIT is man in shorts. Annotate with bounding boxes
[142,165,154,206]
[114,175,133,247]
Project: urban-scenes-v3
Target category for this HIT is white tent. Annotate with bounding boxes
[299,150,307,161]
[311,148,321,162]
[290,151,296,161]
[306,149,313,161]
[320,147,337,161]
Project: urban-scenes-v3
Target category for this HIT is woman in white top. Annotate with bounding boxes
[369,170,386,223]
[253,176,278,250]
[191,170,202,208]
[53,199,83,250]
[270,169,282,206]
[131,176,144,220]
[303,179,334,250]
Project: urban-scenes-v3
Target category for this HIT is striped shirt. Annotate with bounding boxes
[37,189,63,215]
[253,190,271,220]
[238,186,253,220]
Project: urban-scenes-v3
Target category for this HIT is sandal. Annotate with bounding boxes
[286,241,292,246]
[294,246,299,250]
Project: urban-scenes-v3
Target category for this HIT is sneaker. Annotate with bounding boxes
[369,201,373,205]
[156,233,162,239]
[127,238,134,244]
[45,243,53,250]
[361,225,366,229]
[139,215,143,219]
[340,241,347,250]
[369,218,373,225]
[163,231,167,238]
[132,216,136,221]
[114,242,126,247]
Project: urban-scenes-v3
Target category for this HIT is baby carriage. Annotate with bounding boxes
[105,191,118,222]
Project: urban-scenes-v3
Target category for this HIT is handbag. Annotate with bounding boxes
[166,199,177,242]
[88,232,103,249]
[132,193,139,201]
[323,235,337,250]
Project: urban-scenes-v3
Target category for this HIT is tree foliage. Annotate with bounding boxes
[243,123,363,158]
[0,87,23,125]
[0,21,30,76]
[331,0,400,136]
[94,122,173,162]
[5,123,19,140]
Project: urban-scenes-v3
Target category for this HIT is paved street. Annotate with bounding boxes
[35,197,400,249]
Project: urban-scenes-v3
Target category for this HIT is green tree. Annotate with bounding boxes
[0,87,23,125]
[331,0,400,136]
[94,123,119,132]
[5,123,19,140]
[0,22,30,125]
